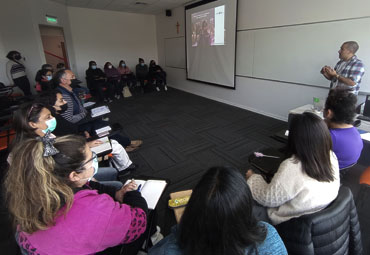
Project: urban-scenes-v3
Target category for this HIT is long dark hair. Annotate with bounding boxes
[179,166,267,255]
[287,112,334,182]
[11,103,45,149]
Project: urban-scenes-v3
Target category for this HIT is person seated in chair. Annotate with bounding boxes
[35,64,53,84]
[86,61,114,103]
[54,69,143,152]
[39,92,138,175]
[118,60,136,88]
[37,69,54,92]
[324,88,363,172]
[149,166,287,255]
[104,62,122,99]
[4,135,148,254]
[246,112,340,225]
[10,102,126,188]
[136,58,149,93]
[148,60,167,92]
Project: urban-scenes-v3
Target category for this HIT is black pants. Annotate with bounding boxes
[91,80,114,102]
[78,119,131,147]
[13,76,31,96]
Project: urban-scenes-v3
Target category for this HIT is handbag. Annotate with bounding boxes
[123,86,132,98]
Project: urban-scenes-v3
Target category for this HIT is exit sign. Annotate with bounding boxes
[46,15,58,24]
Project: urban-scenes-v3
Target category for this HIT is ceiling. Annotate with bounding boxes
[50,0,194,15]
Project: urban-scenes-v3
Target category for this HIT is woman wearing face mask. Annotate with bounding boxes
[136,58,149,93]
[104,62,122,99]
[10,102,130,189]
[86,61,114,103]
[6,50,32,96]
[37,69,54,92]
[40,91,137,174]
[148,60,167,92]
[118,60,136,88]
[4,135,148,254]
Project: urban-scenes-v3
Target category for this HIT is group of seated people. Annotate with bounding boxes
[32,58,167,104]
[86,58,168,103]
[3,83,363,254]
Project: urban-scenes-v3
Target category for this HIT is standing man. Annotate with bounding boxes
[321,41,365,95]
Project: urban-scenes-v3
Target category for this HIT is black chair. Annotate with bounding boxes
[276,186,362,255]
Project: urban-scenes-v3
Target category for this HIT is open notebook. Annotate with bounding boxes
[90,136,112,155]
[124,179,167,210]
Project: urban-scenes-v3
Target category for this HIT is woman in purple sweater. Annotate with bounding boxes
[104,62,122,99]
[324,88,363,172]
[4,135,148,254]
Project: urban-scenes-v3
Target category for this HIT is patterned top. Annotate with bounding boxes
[6,60,26,81]
[57,86,87,123]
[330,55,365,94]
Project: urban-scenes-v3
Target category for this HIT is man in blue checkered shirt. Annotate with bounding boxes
[321,41,365,95]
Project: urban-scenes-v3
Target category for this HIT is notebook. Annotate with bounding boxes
[90,136,112,155]
[124,179,167,210]
[91,106,110,117]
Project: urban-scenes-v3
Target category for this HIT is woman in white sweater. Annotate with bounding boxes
[246,112,340,225]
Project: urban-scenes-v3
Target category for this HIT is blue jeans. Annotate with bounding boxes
[94,167,123,190]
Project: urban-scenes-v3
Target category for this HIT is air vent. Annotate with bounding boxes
[135,1,148,5]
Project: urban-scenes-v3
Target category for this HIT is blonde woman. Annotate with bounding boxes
[4,135,147,254]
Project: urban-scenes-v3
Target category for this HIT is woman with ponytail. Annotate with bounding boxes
[4,135,148,254]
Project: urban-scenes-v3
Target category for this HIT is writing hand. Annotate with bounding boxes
[115,180,137,203]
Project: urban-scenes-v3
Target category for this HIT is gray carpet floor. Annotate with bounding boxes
[1,87,368,254]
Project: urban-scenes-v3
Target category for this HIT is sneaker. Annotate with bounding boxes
[164,85,168,91]
[116,95,121,99]
[156,87,160,92]
[108,99,113,103]
[151,226,164,245]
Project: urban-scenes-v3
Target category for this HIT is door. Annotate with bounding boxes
[39,25,69,70]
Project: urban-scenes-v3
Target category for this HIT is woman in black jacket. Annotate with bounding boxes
[85,61,114,102]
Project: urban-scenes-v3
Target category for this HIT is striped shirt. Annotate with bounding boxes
[330,55,365,94]
[57,86,87,123]
[6,60,26,81]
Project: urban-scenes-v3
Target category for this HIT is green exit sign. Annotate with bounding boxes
[46,15,58,24]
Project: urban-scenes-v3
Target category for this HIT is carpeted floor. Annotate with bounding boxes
[108,88,287,234]
[1,87,368,254]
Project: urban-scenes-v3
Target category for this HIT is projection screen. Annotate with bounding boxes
[185,0,237,88]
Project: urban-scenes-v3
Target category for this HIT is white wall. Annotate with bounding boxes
[67,7,158,82]
[156,0,370,120]
[0,0,77,92]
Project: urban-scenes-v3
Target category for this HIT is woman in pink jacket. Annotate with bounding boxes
[4,134,148,254]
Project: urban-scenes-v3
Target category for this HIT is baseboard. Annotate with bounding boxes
[167,85,288,122]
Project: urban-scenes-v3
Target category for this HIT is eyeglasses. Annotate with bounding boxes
[79,151,97,170]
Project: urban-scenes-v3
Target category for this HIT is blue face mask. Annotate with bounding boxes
[42,118,57,133]
[121,63,126,67]
[140,63,144,67]
[91,65,97,70]
[46,75,52,81]
[88,157,99,181]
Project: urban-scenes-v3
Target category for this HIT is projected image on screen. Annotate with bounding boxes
[186,0,237,88]
[191,5,225,47]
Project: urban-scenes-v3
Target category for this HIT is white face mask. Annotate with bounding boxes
[108,65,112,69]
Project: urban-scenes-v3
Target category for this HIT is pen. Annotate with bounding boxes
[137,184,142,192]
